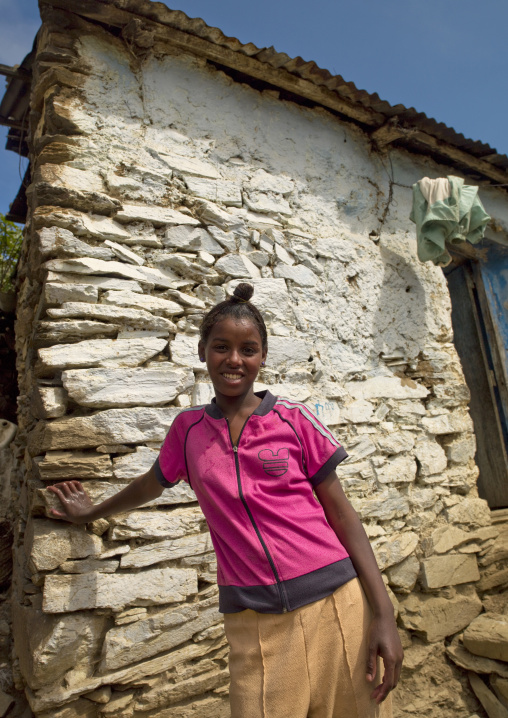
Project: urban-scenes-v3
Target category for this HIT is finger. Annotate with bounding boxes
[366,644,378,682]
[49,508,65,519]
[58,482,74,499]
[372,662,396,704]
[71,480,85,493]
[48,485,66,503]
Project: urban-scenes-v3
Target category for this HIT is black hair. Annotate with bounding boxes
[199,282,268,350]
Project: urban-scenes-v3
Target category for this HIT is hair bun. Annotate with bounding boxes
[231,282,254,303]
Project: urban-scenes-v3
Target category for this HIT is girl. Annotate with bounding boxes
[48,282,403,718]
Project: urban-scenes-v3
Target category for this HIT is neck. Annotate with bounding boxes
[214,388,261,418]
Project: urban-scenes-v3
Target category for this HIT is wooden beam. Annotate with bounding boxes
[0,63,31,80]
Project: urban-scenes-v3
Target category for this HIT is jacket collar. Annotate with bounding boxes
[205,390,277,419]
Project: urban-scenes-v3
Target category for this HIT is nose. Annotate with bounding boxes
[226,349,242,366]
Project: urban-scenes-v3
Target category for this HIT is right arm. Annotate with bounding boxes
[47,465,164,524]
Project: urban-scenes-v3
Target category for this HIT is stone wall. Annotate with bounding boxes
[7,5,508,717]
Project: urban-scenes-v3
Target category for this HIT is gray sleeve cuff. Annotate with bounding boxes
[310,447,348,487]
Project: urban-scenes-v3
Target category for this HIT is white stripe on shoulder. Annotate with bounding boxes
[275,398,340,447]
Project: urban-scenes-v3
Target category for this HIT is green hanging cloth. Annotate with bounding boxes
[410,175,491,266]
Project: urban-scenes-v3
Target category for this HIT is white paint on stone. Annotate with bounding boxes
[38,337,167,369]
[45,282,98,305]
[104,240,145,265]
[62,365,193,407]
[101,289,184,317]
[346,376,429,400]
[115,204,200,226]
[46,303,175,332]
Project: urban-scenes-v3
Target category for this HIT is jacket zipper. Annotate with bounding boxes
[226,417,288,613]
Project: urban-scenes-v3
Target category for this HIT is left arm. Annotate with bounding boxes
[315,471,404,704]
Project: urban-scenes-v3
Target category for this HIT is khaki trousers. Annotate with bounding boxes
[224,578,392,718]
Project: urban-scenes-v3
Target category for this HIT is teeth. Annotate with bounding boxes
[223,374,242,379]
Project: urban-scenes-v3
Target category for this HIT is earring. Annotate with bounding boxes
[199,357,205,362]
[261,362,265,366]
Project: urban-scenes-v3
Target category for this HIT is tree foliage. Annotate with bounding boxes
[0,214,23,293]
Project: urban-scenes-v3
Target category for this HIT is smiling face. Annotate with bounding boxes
[199,317,267,401]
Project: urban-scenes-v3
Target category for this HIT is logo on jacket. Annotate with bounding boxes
[258,448,289,477]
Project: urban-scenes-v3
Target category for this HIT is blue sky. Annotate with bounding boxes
[2,0,508,219]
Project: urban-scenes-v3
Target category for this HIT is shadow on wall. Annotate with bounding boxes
[372,244,428,363]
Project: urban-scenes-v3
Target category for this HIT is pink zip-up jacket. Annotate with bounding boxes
[154,391,356,613]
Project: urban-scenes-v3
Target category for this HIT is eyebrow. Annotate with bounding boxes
[212,337,260,345]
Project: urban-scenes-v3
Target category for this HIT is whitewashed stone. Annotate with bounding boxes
[99,596,221,671]
[408,487,439,511]
[192,383,215,406]
[13,604,107,690]
[164,226,224,255]
[302,256,324,275]
[109,507,203,540]
[38,337,167,370]
[420,554,480,588]
[266,336,311,368]
[135,265,188,289]
[35,386,68,419]
[398,589,483,642]
[36,320,119,343]
[45,282,98,305]
[62,365,193,408]
[247,250,270,267]
[164,289,206,310]
[183,176,242,206]
[161,254,219,283]
[374,455,417,485]
[343,399,374,423]
[273,263,317,286]
[215,253,260,279]
[42,567,198,612]
[414,439,448,476]
[46,302,175,332]
[45,273,144,292]
[445,434,476,464]
[115,204,199,226]
[33,406,180,452]
[346,435,377,460]
[248,169,294,195]
[113,446,159,479]
[106,172,144,194]
[104,240,144,265]
[196,200,242,230]
[207,226,237,252]
[386,555,420,592]
[42,208,131,241]
[274,243,295,265]
[256,383,311,402]
[121,533,213,569]
[372,531,419,570]
[27,519,103,571]
[346,376,428,400]
[157,154,219,179]
[34,451,113,480]
[445,499,492,527]
[351,489,410,521]
[36,164,104,193]
[244,192,291,216]
[170,334,202,370]
[464,614,508,663]
[44,257,147,282]
[101,289,183,317]
[377,432,415,455]
[421,411,473,435]
[226,278,291,326]
[37,227,114,261]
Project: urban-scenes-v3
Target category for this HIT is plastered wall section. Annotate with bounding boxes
[8,12,508,718]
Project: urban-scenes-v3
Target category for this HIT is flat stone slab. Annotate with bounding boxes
[34,451,113,480]
[346,376,429,400]
[62,365,193,408]
[46,303,175,332]
[399,589,482,642]
[27,519,104,571]
[42,567,198,612]
[109,506,203,540]
[30,406,180,453]
[420,554,480,589]
[121,533,213,569]
[115,204,200,226]
[101,289,184,317]
[464,613,508,663]
[38,337,167,370]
